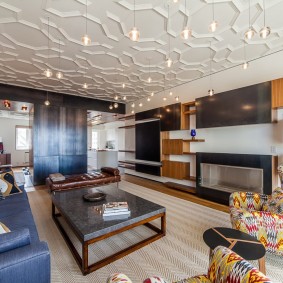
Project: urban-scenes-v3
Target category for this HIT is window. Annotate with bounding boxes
[16,126,31,150]
[91,131,98,149]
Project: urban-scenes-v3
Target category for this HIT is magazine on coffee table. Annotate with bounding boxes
[102,202,130,216]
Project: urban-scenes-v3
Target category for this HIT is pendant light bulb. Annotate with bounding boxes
[245,27,255,40]
[208,89,214,96]
[44,69,53,78]
[147,76,152,83]
[56,71,63,79]
[131,110,135,114]
[81,34,91,46]
[123,96,127,100]
[147,97,151,102]
[175,96,179,101]
[114,102,119,109]
[181,26,192,39]
[109,104,113,110]
[173,0,179,2]
[242,62,249,70]
[169,91,173,96]
[114,95,119,101]
[139,102,143,107]
[131,103,135,108]
[259,26,271,39]
[166,58,173,68]
[163,97,167,101]
[209,20,218,32]
[129,27,140,42]
[83,82,88,89]
[122,83,125,88]
[44,99,50,106]
[151,92,154,97]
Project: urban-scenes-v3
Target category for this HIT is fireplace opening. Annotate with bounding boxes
[200,163,263,194]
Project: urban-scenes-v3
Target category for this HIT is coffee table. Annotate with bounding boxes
[203,227,266,274]
[52,186,166,275]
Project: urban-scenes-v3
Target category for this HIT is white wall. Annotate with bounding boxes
[0,117,30,166]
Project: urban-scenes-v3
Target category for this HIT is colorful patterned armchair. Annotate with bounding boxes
[229,190,283,256]
[107,246,272,283]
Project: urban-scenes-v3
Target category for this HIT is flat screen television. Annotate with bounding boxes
[196,82,271,129]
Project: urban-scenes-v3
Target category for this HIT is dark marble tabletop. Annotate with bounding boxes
[52,186,166,241]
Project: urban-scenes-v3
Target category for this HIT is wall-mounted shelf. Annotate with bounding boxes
[118,125,135,129]
[118,150,135,153]
[162,139,205,155]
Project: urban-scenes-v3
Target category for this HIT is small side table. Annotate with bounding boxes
[203,227,266,274]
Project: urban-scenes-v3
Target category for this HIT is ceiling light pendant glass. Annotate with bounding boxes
[114,95,119,100]
[147,76,152,83]
[129,0,140,41]
[56,39,63,79]
[151,92,154,96]
[260,0,271,39]
[122,96,127,100]
[82,0,91,45]
[181,0,192,39]
[259,26,271,39]
[242,61,249,70]
[245,0,255,40]
[83,82,88,89]
[139,102,143,107]
[209,20,218,33]
[163,97,167,101]
[209,0,218,32]
[114,102,119,108]
[131,103,135,108]
[131,110,135,114]
[44,17,52,78]
[109,104,113,110]
[208,89,214,96]
[56,71,63,79]
[175,96,179,101]
[44,91,50,106]
[181,26,192,39]
[166,57,173,68]
[147,97,151,102]
[122,83,125,88]
[169,91,173,96]
[44,68,53,78]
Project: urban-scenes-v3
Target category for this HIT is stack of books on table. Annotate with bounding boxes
[102,202,130,219]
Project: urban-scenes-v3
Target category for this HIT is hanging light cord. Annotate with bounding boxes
[210,42,212,88]
[263,0,266,26]
[148,59,150,76]
[248,0,251,27]
[47,17,50,64]
[212,0,215,21]
[86,0,88,34]
[244,41,247,61]
[134,0,136,27]
[168,5,171,56]
[58,39,61,70]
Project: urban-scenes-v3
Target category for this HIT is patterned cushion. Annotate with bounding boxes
[262,187,283,213]
[0,222,10,234]
[107,273,132,283]
[0,169,22,197]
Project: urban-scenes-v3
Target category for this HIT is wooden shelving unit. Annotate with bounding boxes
[181,101,196,129]
[162,139,205,155]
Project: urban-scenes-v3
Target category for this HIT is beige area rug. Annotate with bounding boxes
[28,181,283,283]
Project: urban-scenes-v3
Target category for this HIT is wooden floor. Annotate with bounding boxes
[122,175,229,213]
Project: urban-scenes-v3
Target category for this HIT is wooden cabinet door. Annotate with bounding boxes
[272,78,283,108]
[162,160,190,179]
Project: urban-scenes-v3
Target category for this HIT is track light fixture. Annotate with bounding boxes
[181,0,192,39]
[129,0,140,41]
[259,0,271,39]
[44,17,52,78]
[245,0,255,40]
[81,0,91,45]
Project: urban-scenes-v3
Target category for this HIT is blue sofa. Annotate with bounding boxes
[0,187,50,283]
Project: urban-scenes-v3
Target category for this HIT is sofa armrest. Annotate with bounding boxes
[0,241,50,283]
[0,228,30,253]
[101,167,120,176]
[229,192,269,211]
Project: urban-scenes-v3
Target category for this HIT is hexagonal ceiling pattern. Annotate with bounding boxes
[0,0,282,104]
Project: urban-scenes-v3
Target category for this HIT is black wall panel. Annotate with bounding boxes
[196,82,271,128]
[160,103,181,131]
[33,105,87,185]
[136,120,160,162]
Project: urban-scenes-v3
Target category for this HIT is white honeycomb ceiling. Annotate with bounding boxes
[0,0,283,104]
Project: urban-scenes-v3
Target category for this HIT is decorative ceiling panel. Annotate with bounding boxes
[0,0,282,104]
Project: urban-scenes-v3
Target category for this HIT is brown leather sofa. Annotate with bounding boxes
[46,167,121,192]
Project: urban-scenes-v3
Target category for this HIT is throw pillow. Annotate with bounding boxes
[0,222,10,234]
[0,170,22,197]
[262,187,283,213]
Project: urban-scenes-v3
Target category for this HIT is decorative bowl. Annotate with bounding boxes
[83,192,106,202]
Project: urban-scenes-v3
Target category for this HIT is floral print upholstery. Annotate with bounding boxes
[230,191,283,255]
